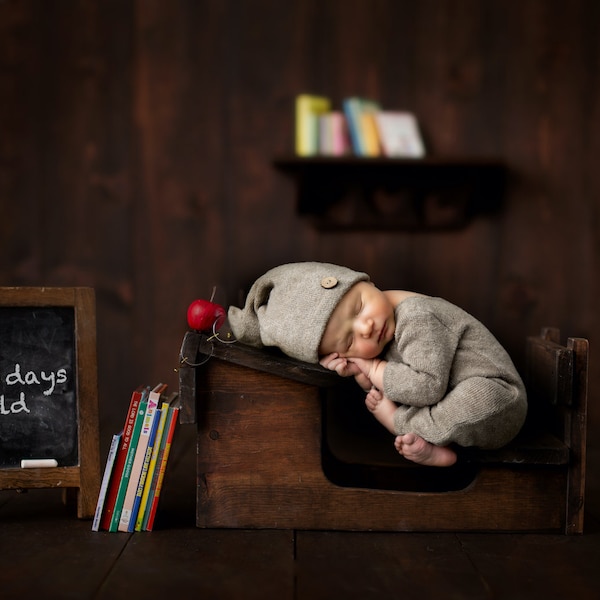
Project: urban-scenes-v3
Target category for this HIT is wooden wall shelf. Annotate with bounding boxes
[273,156,507,231]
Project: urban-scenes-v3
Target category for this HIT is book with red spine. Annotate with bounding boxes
[98,385,148,530]
[118,383,167,532]
[92,431,122,532]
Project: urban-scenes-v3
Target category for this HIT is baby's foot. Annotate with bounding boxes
[394,433,457,467]
[365,389,396,434]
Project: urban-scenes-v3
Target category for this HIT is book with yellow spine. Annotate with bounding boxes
[295,94,331,156]
[134,399,170,531]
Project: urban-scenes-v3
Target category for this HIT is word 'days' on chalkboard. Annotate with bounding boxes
[0,288,101,519]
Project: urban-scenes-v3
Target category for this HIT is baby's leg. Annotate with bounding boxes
[365,388,396,435]
[393,377,527,450]
[394,433,457,467]
[366,389,457,466]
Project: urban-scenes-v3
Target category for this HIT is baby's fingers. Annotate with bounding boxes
[320,354,350,375]
[319,352,339,369]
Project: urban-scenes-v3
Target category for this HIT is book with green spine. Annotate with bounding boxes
[108,400,147,532]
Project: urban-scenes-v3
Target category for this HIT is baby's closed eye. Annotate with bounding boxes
[346,335,354,351]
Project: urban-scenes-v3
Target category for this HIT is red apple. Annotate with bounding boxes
[187,298,226,332]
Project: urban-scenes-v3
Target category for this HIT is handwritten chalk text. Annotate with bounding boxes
[5,363,68,396]
[0,392,31,414]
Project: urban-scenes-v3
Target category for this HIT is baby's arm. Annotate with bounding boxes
[348,357,387,392]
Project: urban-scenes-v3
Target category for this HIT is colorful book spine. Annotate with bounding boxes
[318,114,331,155]
[143,403,180,531]
[109,400,148,532]
[360,111,382,157]
[134,400,170,531]
[99,386,146,531]
[343,97,365,155]
[295,94,331,156]
[330,111,351,156]
[373,111,425,158]
[117,383,166,532]
[318,111,351,156]
[92,432,122,532]
[342,97,380,156]
[128,404,162,531]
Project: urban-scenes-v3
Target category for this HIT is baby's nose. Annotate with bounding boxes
[357,317,374,337]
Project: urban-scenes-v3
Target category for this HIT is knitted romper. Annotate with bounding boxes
[382,296,528,449]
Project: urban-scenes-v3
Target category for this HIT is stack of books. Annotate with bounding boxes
[295,94,426,159]
[92,384,180,532]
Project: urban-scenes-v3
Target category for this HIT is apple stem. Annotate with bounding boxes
[209,285,217,303]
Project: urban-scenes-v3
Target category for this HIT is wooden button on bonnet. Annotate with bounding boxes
[320,276,338,289]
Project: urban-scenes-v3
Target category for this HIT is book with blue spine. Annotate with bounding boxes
[134,397,171,531]
[128,402,163,531]
[342,96,380,156]
[109,399,148,532]
[143,399,180,531]
[118,383,166,532]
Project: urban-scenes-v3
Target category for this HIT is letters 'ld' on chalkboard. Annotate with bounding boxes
[0,287,101,519]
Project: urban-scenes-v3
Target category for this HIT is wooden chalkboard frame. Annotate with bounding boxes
[0,287,100,518]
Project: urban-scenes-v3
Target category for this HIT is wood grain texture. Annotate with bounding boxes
[0,434,599,599]
[184,326,586,533]
[0,0,597,454]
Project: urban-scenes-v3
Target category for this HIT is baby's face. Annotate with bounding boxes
[319,282,395,359]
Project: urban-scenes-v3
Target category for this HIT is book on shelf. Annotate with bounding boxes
[118,382,167,532]
[318,111,351,156]
[295,94,331,156]
[373,111,425,158]
[292,95,426,160]
[342,97,381,156]
[142,398,181,531]
[361,110,383,156]
[98,385,148,531]
[92,431,122,532]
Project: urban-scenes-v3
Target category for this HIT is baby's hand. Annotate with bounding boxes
[349,357,385,390]
[319,353,362,378]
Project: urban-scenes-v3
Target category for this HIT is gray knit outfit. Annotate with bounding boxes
[228,262,527,450]
[384,296,527,449]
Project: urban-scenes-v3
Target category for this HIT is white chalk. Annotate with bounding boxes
[20,459,58,469]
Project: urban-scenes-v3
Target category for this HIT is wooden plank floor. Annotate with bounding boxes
[2,426,599,600]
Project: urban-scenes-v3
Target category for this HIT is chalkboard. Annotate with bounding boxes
[0,306,78,467]
[0,288,100,519]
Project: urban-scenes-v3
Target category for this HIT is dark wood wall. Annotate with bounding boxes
[1,0,598,443]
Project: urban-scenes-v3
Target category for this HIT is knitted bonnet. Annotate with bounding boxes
[227,262,369,363]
